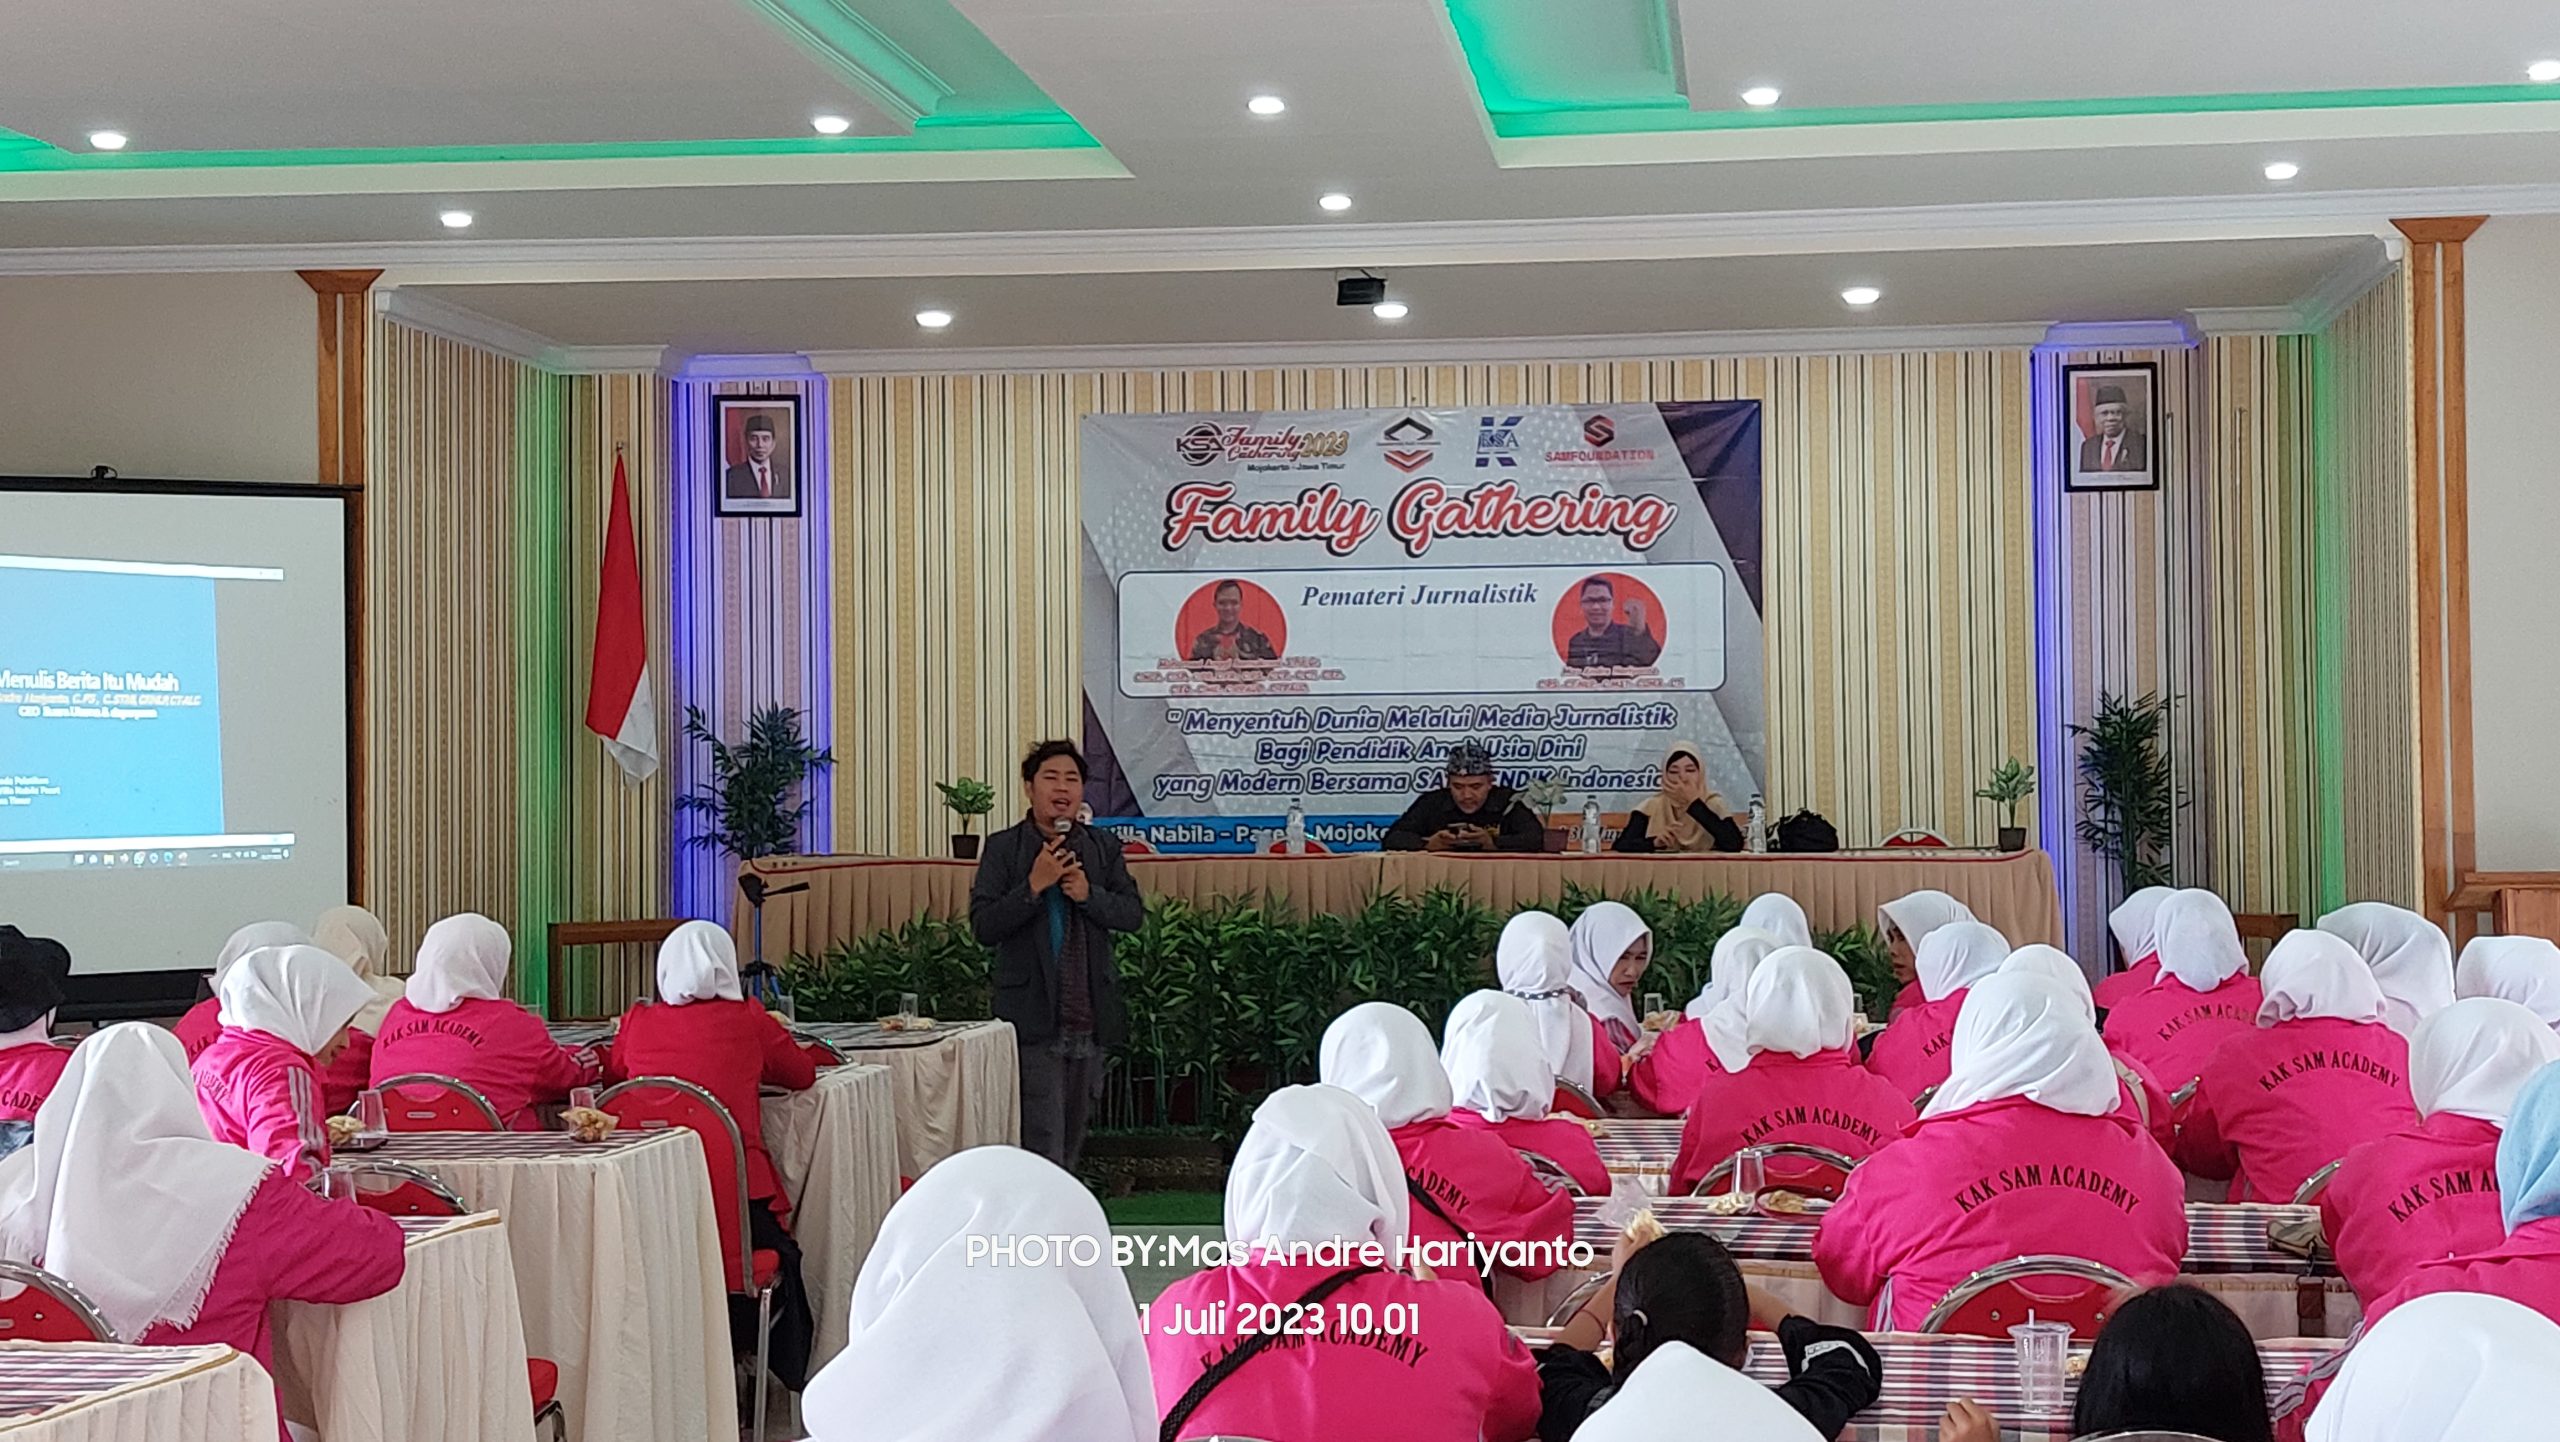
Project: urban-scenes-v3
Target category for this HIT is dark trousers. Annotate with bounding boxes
[730,1198,815,1391]
[1021,1031,1105,1171]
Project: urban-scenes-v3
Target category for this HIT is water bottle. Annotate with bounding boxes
[1284,798,1307,855]
[1746,793,1768,853]
[1580,797,1602,855]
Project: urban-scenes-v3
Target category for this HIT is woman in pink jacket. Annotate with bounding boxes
[191,944,376,1180]
[308,904,405,1116]
[1668,947,1916,1196]
[2175,931,2417,1203]
[1865,921,2009,1103]
[1146,1084,1541,1442]
[2318,902,2454,1036]
[2102,889,2265,1089]
[2363,1053,2560,1329]
[1319,1002,1572,1293]
[369,912,598,1129]
[1631,927,1781,1114]
[1875,890,1977,1017]
[1497,912,1604,1105]
[0,928,73,1151]
[1438,991,1610,1196]
[1815,973,2187,1330]
[2000,944,2175,1147]
[2455,935,2560,1029]
[2091,886,2175,1012]
[2320,998,2560,1305]
[171,921,310,1061]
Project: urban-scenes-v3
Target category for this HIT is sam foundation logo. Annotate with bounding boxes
[1381,414,1436,473]
[1546,412,1658,465]
[1583,414,1615,448]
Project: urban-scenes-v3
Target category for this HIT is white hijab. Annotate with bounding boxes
[1915,921,2011,1003]
[2305,1291,2560,1442]
[806,1147,1152,1442]
[1738,894,1813,949]
[1694,928,1782,1073]
[0,1025,271,1342]
[1923,973,2122,1119]
[2410,998,2560,1125]
[2256,930,2389,1026]
[1440,991,1552,1124]
[657,920,744,1005]
[1225,1084,1411,1263]
[2000,945,2098,1021]
[311,905,402,1033]
[1876,890,1975,952]
[1567,902,1651,1042]
[1319,1002,1452,1129]
[212,921,308,985]
[216,944,375,1056]
[2152,890,2250,991]
[405,913,513,1015]
[2318,902,2454,1034]
[1499,912,1594,1093]
[1575,1341,1823,1442]
[2107,886,2175,966]
[2455,936,2560,1028]
[1740,948,1856,1062]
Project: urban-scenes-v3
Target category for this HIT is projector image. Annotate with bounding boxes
[1335,275,1387,307]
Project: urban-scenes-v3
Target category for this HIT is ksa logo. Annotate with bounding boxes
[1175,423,1226,467]
[1474,414,1523,468]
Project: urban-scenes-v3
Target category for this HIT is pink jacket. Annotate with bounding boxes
[1889,978,1924,1017]
[1587,1014,1623,1099]
[2091,959,2162,1012]
[370,996,600,1130]
[2174,1017,2417,1203]
[172,997,222,1061]
[1447,1109,1612,1197]
[1669,1048,1917,1196]
[2101,975,2265,1088]
[1145,1260,1540,1442]
[192,1027,328,1180]
[1814,1096,2188,1330]
[315,1029,372,1119]
[1627,1017,1716,1115]
[1387,1117,1574,1293]
[2367,1215,2560,1330]
[1864,992,1966,1102]
[0,1042,72,1125]
[2319,1112,2507,1305]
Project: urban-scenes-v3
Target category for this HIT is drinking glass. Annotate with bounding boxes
[1730,1147,1766,1201]
[899,991,921,1021]
[318,1166,355,1202]
[2011,1321,2073,1413]
[570,1086,599,1112]
[354,1089,387,1140]
[1642,992,1665,1022]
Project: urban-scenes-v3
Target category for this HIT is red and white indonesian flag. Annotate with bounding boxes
[584,452,658,782]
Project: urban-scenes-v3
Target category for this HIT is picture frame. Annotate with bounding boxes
[709,393,804,518]
[2061,362,2161,494]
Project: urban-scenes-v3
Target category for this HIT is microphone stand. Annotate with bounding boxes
[737,871,813,1001]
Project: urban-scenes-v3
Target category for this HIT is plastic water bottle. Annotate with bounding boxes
[1284,798,1307,855]
[1746,793,1768,853]
[1580,797,1603,855]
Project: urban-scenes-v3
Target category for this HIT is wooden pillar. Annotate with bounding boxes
[299,267,381,902]
[2392,218,2485,932]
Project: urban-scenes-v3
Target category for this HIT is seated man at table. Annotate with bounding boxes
[1382,742,1547,853]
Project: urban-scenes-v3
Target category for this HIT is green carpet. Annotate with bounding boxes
[1101,1189,1225,1226]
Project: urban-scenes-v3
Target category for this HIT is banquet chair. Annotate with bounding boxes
[2292,1158,2346,1206]
[1880,828,1951,849]
[790,1030,847,1066]
[598,1076,781,1442]
[1544,1270,1609,1328]
[0,1260,114,1342]
[1518,1150,1585,1195]
[374,1073,504,1132]
[1919,1255,2137,1339]
[2112,1061,2153,1127]
[1550,1081,1604,1119]
[1690,1143,1860,1200]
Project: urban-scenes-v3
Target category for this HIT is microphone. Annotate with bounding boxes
[1052,815,1072,838]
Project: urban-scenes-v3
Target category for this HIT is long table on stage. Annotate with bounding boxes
[729,849,2063,959]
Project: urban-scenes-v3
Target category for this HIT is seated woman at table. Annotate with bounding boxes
[2320,998,2560,1306]
[171,920,311,1061]
[1540,1231,1880,1442]
[309,904,405,1116]
[2068,1285,2273,1442]
[2102,889,2265,1090]
[1998,945,2174,1148]
[1440,991,1611,1196]
[2305,1290,2560,1441]
[607,920,819,1386]
[192,944,376,1180]
[1568,902,1664,1090]
[2317,901,2454,1036]
[1145,1084,1541,1442]
[1320,1002,1573,1292]
[1609,742,1743,854]
[802,1146,1154,1442]
[2175,931,2416,1203]
[1667,948,1915,1197]
[1630,927,1782,1114]
[0,927,73,1155]
[2091,884,2175,1012]
[2363,1057,2560,1328]
[1874,890,1977,1018]
[1739,893,1813,949]
[1814,974,2188,1330]
[1498,912,1606,1104]
[1864,921,2009,1102]
[2456,934,2560,1029]
[370,912,598,1129]
[0,1024,403,1434]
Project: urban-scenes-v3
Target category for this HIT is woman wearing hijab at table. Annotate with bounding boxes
[2455,934,2560,1029]
[1441,992,1611,1197]
[606,919,820,1386]
[1610,742,1744,854]
[1146,1084,1541,1442]
[0,928,73,1152]
[2091,885,2176,1012]
[171,921,312,1061]
[1739,893,1813,950]
[2362,1058,2560,1328]
[1998,944,2174,1147]
[192,945,375,1181]
[2101,889,2265,1089]
[1499,912,1604,1103]
[1567,902,1657,1062]
[2304,1290,2560,1442]
[369,913,599,1130]
[1320,1002,1573,1293]
[306,905,401,1116]
[2315,902,2454,1036]
[1815,974,2187,1331]
[2175,931,2417,1204]
[1632,928,1782,1114]
[1874,890,1977,1017]
[803,1147,1152,1442]
[1864,921,2009,1102]
[1668,948,1916,1197]
[2318,998,2560,1306]
[0,1025,402,1434]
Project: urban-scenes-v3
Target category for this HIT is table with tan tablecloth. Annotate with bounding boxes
[272,1211,532,1442]
[763,1063,900,1370]
[367,1130,732,1442]
[0,1343,273,1441]
[825,1020,1021,1177]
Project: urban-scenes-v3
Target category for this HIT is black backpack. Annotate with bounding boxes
[1774,810,1839,853]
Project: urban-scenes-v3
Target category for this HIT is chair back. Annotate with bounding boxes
[1692,1142,1860,1199]
[791,1030,847,1067]
[1550,1081,1604,1119]
[2111,1060,2152,1126]
[375,1073,504,1132]
[1919,1254,2136,1338]
[0,1260,114,1342]
[338,1160,470,1217]
[2293,1158,2345,1205]
[1516,1149,1584,1195]
[1881,828,1951,849]
[600,1076,754,1292]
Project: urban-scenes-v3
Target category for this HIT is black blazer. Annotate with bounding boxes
[968,816,1142,1047]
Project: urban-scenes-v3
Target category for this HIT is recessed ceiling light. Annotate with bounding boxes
[1247,94,1287,117]
[1841,285,1882,307]
[1318,191,1353,212]
[2263,160,2301,181]
[2530,59,2560,83]
[438,209,474,230]
[1740,86,1782,108]
[811,114,852,135]
[1372,300,1409,320]
[87,130,127,151]
[915,309,954,330]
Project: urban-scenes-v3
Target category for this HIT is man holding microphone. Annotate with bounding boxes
[969,739,1144,1167]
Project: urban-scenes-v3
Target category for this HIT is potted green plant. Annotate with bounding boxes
[1974,756,2037,852]
[676,704,834,864]
[1517,773,1569,851]
[934,777,998,860]
[2069,691,2180,894]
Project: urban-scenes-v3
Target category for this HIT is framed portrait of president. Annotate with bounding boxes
[2061,362,2160,493]
[711,393,803,518]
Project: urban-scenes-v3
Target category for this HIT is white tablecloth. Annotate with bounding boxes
[272,1212,532,1442]
[0,1343,274,1441]
[835,1020,1020,1176]
[763,1064,899,1371]
[370,1131,733,1442]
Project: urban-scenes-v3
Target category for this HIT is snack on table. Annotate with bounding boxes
[325,1114,362,1148]
[1622,1209,1666,1248]
[2065,1352,2090,1378]
[1641,1010,1683,1033]
[876,1014,940,1032]
[1758,1190,1819,1215]
[561,1106,617,1143]
[1701,1190,1755,1216]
